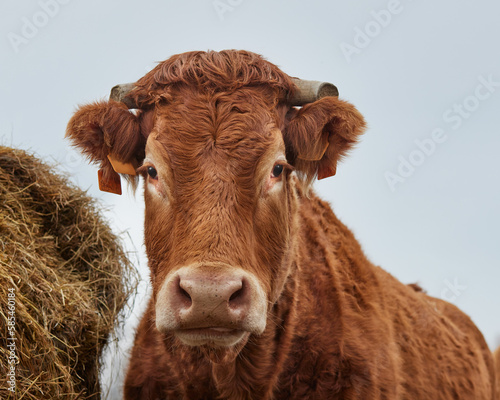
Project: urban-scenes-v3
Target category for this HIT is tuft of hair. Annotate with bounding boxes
[0,146,138,399]
[128,50,296,108]
[407,283,426,293]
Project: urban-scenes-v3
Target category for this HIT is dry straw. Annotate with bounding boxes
[0,146,138,399]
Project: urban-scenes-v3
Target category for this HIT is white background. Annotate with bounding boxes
[2,0,499,398]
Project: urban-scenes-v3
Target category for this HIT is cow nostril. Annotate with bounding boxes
[229,288,243,302]
[228,279,247,307]
[176,278,192,308]
[180,287,191,302]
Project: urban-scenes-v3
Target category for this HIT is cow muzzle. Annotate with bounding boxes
[155,263,267,347]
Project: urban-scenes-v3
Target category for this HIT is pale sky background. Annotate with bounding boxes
[1,0,499,398]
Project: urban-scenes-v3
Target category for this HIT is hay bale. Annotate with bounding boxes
[0,146,137,399]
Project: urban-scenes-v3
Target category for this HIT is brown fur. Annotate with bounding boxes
[66,50,497,399]
[495,346,500,399]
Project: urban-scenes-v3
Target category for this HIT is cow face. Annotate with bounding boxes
[66,50,365,351]
[139,86,297,348]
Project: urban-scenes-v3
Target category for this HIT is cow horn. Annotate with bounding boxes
[110,78,339,109]
[110,83,137,109]
[290,78,339,106]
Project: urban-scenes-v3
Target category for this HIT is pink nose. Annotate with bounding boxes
[174,271,249,321]
[156,265,263,333]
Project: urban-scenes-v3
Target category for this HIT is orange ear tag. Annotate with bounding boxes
[317,165,336,180]
[107,153,137,175]
[297,141,335,179]
[98,168,122,195]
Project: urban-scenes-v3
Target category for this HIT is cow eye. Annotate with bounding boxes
[272,164,284,178]
[147,166,158,179]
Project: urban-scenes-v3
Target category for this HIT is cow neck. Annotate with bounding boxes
[163,189,349,399]
[209,260,301,400]
[209,192,349,399]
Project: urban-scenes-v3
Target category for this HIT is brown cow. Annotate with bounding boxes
[66,50,498,399]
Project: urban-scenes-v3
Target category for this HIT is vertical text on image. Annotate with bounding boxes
[6,288,17,393]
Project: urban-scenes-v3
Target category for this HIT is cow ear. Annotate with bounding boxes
[65,100,150,187]
[284,96,366,183]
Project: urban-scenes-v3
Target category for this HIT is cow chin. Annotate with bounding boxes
[197,334,251,365]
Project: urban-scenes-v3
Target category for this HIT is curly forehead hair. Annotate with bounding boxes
[128,50,297,108]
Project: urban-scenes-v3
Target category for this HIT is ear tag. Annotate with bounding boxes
[297,141,330,162]
[98,169,122,195]
[107,153,137,175]
[317,165,336,180]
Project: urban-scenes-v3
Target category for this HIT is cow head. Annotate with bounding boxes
[66,50,365,353]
